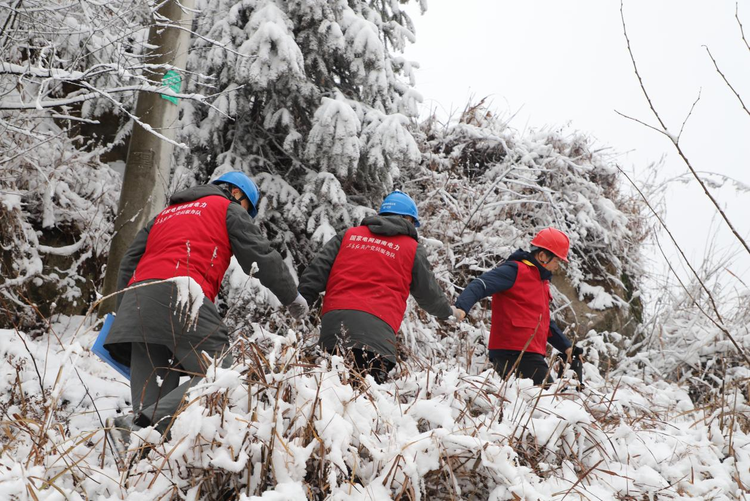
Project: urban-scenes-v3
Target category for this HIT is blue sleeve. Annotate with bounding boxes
[548,319,571,352]
[455,262,518,313]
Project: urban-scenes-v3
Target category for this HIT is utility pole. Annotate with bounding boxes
[99,0,196,314]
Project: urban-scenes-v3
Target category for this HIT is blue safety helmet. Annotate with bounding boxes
[211,171,260,218]
[378,190,420,227]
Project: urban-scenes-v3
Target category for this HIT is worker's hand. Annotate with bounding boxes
[450,306,466,322]
[287,293,309,320]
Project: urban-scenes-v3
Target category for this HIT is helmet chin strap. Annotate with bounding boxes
[233,191,254,215]
[221,185,253,214]
[225,185,247,203]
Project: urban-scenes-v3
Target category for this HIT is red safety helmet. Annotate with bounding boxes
[530,227,570,262]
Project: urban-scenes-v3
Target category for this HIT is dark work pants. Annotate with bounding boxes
[130,342,232,430]
[352,348,395,384]
[489,350,552,387]
[326,346,395,384]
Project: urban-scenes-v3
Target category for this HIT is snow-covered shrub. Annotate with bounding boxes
[382,102,647,368]
[0,124,119,328]
[0,0,157,328]
[2,318,748,500]
[618,260,750,420]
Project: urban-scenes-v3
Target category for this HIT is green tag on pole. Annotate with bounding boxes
[161,70,181,104]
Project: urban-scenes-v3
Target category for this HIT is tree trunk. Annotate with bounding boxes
[99,0,196,314]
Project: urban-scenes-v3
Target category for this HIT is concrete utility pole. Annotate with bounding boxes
[99,0,196,315]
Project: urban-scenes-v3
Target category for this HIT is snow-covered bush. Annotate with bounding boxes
[618,259,750,417]
[1,318,748,500]
[380,102,647,368]
[0,0,156,328]
[0,125,119,328]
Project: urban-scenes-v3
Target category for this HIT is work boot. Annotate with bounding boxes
[107,416,136,451]
[106,414,146,458]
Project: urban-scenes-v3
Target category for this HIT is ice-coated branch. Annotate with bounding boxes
[77,81,189,149]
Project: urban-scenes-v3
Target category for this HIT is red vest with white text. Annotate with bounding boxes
[129,195,233,301]
[489,261,551,354]
[322,226,418,333]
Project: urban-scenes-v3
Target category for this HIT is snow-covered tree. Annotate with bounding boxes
[0,0,427,326]
[0,1,157,327]
[390,102,647,363]
[181,0,425,270]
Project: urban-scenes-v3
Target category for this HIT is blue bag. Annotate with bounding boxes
[92,314,131,380]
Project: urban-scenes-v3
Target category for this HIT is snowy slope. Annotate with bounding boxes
[1,316,747,500]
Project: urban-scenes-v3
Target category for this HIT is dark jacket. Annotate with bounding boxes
[299,215,453,362]
[455,249,571,354]
[104,185,298,366]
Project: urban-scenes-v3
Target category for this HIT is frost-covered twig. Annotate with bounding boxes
[0,84,206,111]
[153,21,256,60]
[0,128,65,164]
[458,166,514,238]
[615,165,750,366]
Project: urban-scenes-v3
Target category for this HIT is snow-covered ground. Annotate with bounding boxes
[1,315,747,500]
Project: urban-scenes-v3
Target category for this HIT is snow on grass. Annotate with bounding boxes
[1,316,747,500]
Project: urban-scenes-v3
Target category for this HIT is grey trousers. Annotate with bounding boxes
[130,341,232,430]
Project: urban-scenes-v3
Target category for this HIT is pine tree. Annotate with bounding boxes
[181,0,425,271]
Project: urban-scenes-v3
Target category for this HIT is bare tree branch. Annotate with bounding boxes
[677,90,701,142]
[737,2,750,52]
[619,3,669,133]
[619,0,750,257]
[613,110,670,138]
[615,165,750,367]
[703,45,750,117]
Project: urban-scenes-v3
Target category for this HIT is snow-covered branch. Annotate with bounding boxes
[0,84,205,110]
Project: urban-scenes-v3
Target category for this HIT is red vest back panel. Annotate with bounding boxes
[322,226,418,333]
[129,195,233,301]
[489,261,551,354]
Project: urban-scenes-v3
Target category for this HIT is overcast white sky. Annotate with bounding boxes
[404,0,750,290]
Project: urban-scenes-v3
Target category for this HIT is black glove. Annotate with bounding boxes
[556,346,585,390]
[569,346,584,390]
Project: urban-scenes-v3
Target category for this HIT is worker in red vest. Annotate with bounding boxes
[105,172,308,448]
[453,228,582,386]
[298,190,460,383]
